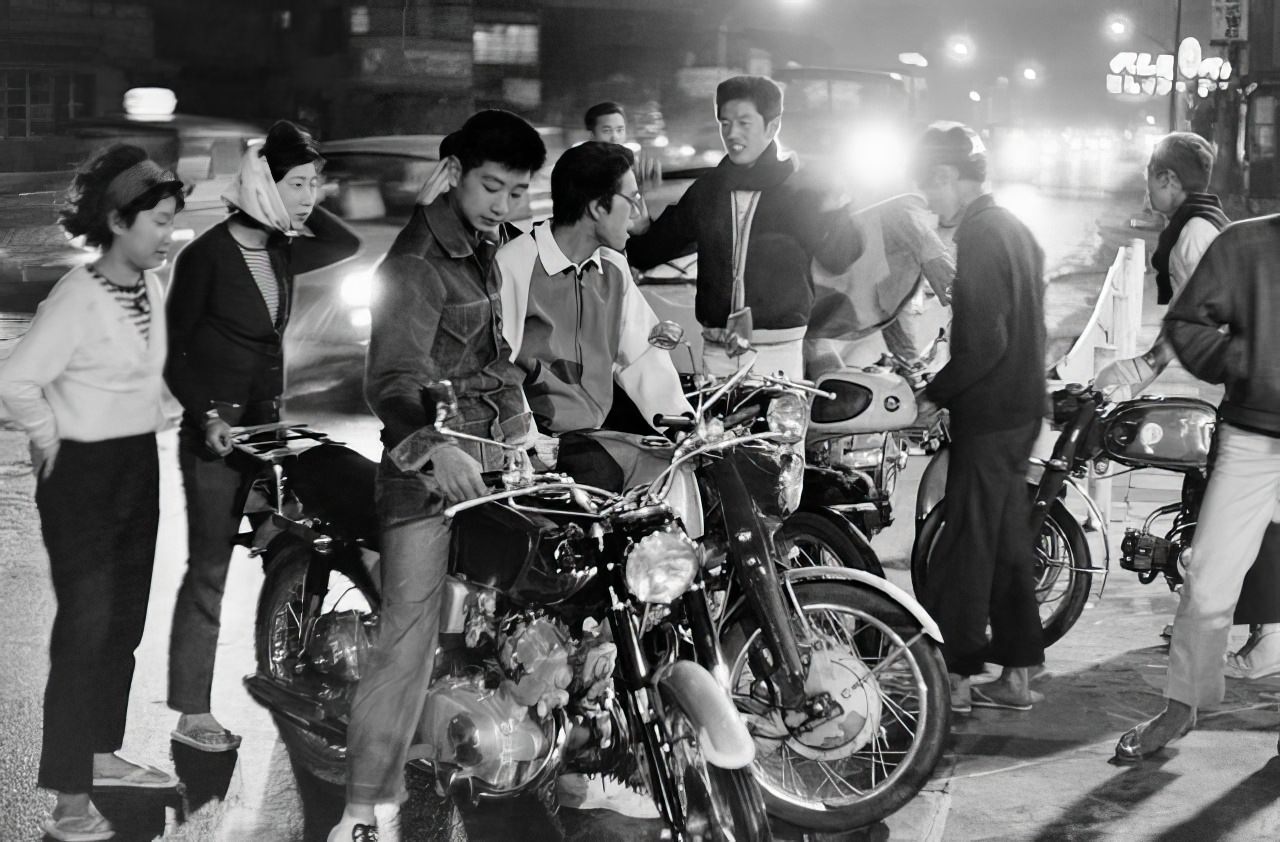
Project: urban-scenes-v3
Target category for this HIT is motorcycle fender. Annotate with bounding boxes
[915,449,949,523]
[799,508,886,577]
[653,660,755,770]
[780,566,944,645]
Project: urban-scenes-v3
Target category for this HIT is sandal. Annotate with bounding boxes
[92,762,177,790]
[170,726,243,753]
[969,683,1037,711]
[42,805,114,841]
[1226,630,1280,680]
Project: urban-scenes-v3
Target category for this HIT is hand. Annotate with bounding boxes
[1095,354,1157,397]
[914,395,942,427]
[29,440,59,480]
[204,418,234,457]
[430,445,487,504]
[416,156,460,206]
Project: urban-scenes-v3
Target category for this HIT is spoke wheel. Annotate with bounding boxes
[720,582,948,832]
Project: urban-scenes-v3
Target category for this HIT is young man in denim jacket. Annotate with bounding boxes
[329,110,545,842]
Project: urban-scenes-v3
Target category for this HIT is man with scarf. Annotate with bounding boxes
[1096,132,1229,395]
[627,75,862,379]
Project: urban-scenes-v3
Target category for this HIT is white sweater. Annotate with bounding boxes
[0,265,171,449]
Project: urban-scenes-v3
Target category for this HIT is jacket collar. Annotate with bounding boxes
[959,191,997,226]
[535,222,603,277]
[422,191,480,259]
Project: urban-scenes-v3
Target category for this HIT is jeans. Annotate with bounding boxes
[36,435,159,793]
[1168,423,1280,707]
[169,403,276,714]
[345,457,451,804]
[924,420,1045,676]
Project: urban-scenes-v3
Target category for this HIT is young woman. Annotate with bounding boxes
[164,120,358,752]
[0,144,184,841]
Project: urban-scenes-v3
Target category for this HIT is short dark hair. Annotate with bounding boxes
[440,109,547,175]
[262,120,324,182]
[914,122,988,185]
[551,141,635,226]
[60,144,185,249]
[715,75,783,124]
[1149,132,1215,192]
[584,101,625,131]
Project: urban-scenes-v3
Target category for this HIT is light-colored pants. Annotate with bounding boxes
[704,338,804,381]
[1167,423,1280,708]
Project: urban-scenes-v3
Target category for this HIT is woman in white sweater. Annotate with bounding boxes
[0,144,184,842]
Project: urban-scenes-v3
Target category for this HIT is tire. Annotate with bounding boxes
[719,581,949,832]
[254,539,372,786]
[911,493,1092,649]
[782,510,885,576]
[660,686,773,842]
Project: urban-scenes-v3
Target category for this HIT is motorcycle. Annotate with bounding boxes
[647,321,950,833]
[238,385,770,842]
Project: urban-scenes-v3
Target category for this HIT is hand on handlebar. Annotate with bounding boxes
[205,417,234,457]
[430,445,487,504]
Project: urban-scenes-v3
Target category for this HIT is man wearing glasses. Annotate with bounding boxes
[493,141,691,489]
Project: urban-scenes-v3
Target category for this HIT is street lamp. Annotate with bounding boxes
[1103,3,1184,131]
[946,34,975,63]
[1022,67,1038,82]
[968,90,982,102]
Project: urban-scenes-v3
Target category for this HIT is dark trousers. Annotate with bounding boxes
[36,435,159,793]
[924,420,1045,676]
[1235,525,1280,624]
[168,404,275,713]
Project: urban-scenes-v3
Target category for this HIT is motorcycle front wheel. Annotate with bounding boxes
[911,494,1092,648]
[783,510,885,576]
[658,685,773,842]
[719,581,949,832]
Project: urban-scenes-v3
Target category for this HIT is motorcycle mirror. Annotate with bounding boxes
[648,320,685,351]
[424,380,460,430]
[724,306,754,358]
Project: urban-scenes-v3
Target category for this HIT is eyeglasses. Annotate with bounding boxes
[617,191,646,218]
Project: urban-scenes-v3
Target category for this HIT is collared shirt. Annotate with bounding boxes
[495,223,691,435]
[364,192,531,474]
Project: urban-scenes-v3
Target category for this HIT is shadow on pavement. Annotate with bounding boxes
[86,787,180,842]
[1150,756,1280,842]
[171,741,238,816]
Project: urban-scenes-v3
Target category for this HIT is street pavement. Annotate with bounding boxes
[3,190,1279,840]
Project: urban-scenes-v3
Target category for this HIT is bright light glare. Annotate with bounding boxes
[171,228,195,242]
[1107,15,1131,39]
[1146,115,1157,125]
[1000,132,1036,174]
[843,123,912,191]
[969,90,982,102]
[898,52,929,68]
[952,42,970,57]
[341,269,375,307]
[1023,67,1038,81]
[123,87,177,121]
[652,134,670,148]
[349,307,372,329]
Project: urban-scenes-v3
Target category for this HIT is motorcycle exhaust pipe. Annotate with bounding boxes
[243,673,348,743]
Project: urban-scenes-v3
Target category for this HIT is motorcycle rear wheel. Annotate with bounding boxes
[783,510,885,576]
[660,686,773,842]
[911,495,1091,649]
[719,581,949,832]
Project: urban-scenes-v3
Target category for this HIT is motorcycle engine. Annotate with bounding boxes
[497,614,575,710]
[304,609,377,682]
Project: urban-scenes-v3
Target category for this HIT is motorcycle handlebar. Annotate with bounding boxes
[653,414,695,430]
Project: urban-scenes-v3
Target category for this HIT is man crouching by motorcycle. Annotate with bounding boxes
[328,110,546,842]
[493,140,693,488]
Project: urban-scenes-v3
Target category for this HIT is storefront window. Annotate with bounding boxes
[0,69,93,138]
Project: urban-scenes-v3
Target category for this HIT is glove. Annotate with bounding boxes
[1095,354,1158,397]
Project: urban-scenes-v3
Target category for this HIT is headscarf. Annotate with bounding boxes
[221,145,293,233]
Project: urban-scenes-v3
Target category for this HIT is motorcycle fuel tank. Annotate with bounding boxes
[808,367,917,440]
[1101,396,1216,470]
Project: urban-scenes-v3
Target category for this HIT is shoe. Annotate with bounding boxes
[1114,708,1196,762]
[556,773,660,819]
[42,805,114,841]
[328,819,378,842]
[91,763,177,790]
[1226,630,1280,680]
[170,726,242,753]
[970,682,1036,711]
[948,674,972,714]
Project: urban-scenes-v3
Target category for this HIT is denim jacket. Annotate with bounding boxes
[365,193,532,489]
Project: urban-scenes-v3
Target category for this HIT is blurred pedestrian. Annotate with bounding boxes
[331,110,545,842]
[627,75,862,379]
[1116,211,1280,760]
[912,123,1048,712]
[0,144,184,840]
[585,100,628,145]
[164,120,358,753]
[584,100,659,222]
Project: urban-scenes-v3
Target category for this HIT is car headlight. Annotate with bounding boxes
[778,447,805,516]
[625,530,699,604]
[767,393,808,443]
[340,269,375,307]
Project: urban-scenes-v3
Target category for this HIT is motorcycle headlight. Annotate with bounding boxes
[340,269,375,307]
[778,447,805,516]
[767,393,808,443]
[625,530,699,604]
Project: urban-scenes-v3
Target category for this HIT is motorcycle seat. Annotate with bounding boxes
[290,444,380,546]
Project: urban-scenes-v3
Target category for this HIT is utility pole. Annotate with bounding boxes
[1169,0,1183,131]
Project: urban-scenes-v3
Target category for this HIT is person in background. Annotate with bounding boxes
[330,110,546,842]
[164,120,358,753]
[585,101,628,145]
[0,144,184,841]
[1116,209,1280,760]
[912,122,1047,713]
[627,75,862,379]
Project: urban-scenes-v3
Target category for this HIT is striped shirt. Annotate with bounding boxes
[237,245,280,323]
[89,264,151,343]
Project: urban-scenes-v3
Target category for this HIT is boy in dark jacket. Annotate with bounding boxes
[627,75,862,379]
[913,122,1047,713]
